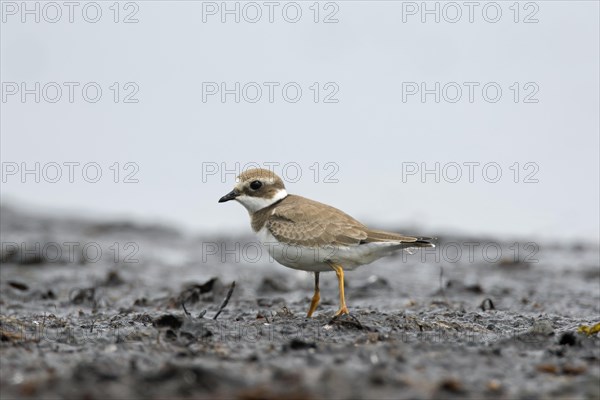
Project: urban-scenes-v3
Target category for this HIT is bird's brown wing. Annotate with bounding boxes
[266,195,433,248]
[266,196,368,247]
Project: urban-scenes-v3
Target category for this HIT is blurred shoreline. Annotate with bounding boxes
[2,202,598,250]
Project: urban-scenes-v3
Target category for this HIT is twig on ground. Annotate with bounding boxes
[213,281,236,320]
[181,299,191,317]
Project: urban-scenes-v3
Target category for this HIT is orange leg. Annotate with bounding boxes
[328,262,349,316]
[306,272,320,318]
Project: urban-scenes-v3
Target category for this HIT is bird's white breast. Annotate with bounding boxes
[256,227,334,271]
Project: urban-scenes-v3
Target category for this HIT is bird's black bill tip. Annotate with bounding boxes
[218,190,238,203]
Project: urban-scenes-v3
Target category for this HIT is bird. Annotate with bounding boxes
[218,168,434,318]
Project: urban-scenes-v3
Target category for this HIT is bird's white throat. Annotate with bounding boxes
[236,189,288,213]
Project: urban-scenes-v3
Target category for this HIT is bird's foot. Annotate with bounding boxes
[333,306,349,317]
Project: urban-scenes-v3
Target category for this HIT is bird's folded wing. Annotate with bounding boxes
[265,197,430,248]
[266,200,368,247]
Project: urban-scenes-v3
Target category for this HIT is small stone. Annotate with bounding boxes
[8,281,28,291]
[558,332,577,346]
[153,314,183,329]
[438,378,464,393]
[563,364,587,375]
[287,338,316,351]
[487,379,502,392]
[536,364,558,374]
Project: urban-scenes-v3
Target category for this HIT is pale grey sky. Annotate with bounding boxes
[1,1,599,241]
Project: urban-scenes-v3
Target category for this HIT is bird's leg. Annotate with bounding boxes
[306,272,320,318]
[328,262,349,316]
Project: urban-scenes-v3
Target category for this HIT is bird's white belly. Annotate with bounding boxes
[256,227,401,272]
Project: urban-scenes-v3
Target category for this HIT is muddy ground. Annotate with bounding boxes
[1,206,599,399]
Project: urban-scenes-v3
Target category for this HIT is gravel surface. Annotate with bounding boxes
[1,206,599,399]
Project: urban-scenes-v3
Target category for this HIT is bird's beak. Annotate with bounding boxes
[218,189,239,203]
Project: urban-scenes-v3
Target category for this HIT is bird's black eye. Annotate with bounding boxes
[250,180,262,190]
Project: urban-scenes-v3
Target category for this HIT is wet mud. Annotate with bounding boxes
[1,207,599,399]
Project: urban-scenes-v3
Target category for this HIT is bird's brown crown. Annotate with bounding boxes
[236,168,286,199]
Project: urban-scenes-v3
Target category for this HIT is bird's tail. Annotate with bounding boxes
[364,229,435,248]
